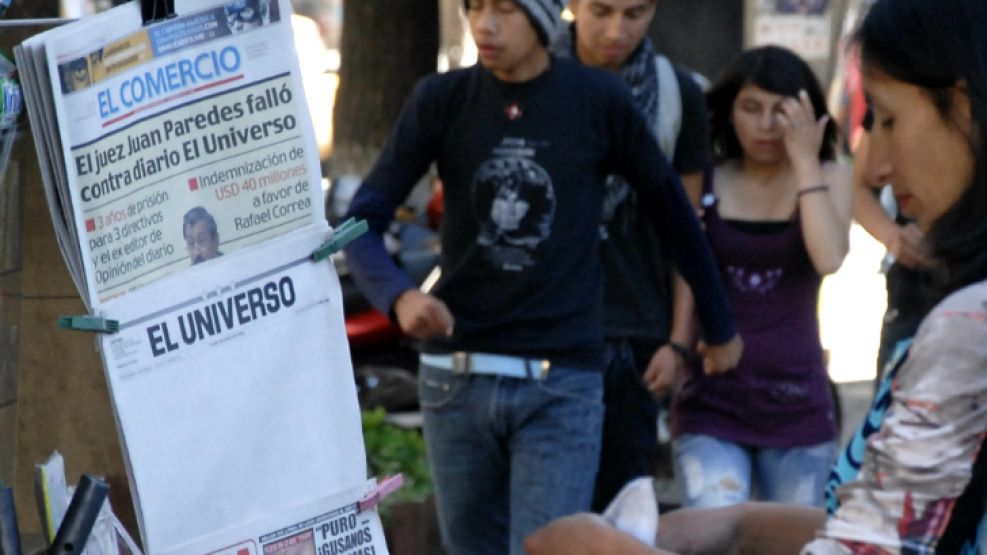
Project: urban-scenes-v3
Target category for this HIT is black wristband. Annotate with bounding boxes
[668,341,692,360]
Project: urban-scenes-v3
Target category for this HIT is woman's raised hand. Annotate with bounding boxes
[778,89,828,176]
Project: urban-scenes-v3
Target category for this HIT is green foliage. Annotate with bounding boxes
[361,408,433,512]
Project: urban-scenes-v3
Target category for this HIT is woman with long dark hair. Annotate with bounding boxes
[669,45,853,509]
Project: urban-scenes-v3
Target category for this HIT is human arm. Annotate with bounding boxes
[642,202,742,378]
[662,169,744,376]
[643,175,703,390]
[605,87,739,369]
[643,345,680,396]
[343,76,453,336]
[851,134,930,269]
[778,90,852,275]
[643,70,710,387]
[392,289,453,338]
[805,293,987,553]
[524,514,673,555]
[679,173,704,212]
[652,167,742,371]
[524,505,823,555]
[644,271,694,394]
[642,275,745,381]
[656,503,825,555]
[641,73,736,379]
[648,166,741,371]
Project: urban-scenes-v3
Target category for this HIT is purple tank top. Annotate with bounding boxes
[672,190,837,448]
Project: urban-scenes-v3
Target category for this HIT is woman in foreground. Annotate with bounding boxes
[525,0,987,552]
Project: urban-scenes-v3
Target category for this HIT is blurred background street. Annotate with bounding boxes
[820,223,885,444]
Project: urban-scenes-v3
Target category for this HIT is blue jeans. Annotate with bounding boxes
[419,363,604,555]
[673,433,836,508]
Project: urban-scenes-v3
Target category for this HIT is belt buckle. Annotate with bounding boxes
[538,359,551,381]
[451,351,471,375]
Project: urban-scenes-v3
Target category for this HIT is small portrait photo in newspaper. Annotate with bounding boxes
[59,57,90,94]
[183,206,223,265]
[224,0,274,33]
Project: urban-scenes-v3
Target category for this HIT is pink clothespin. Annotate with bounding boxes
[358,474,405,513]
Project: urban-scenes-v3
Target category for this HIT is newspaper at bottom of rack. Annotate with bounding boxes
[164,480,389,555]
[97,224,368,554]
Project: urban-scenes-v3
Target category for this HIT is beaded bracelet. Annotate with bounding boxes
[796,184,830,197]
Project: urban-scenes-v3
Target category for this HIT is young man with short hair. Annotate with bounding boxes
[552,0,713,510]
[343,1,741,553]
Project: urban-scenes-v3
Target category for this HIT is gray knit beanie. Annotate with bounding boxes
[464,0,568,45]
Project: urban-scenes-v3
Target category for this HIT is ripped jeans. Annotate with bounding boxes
[673,434,836,508]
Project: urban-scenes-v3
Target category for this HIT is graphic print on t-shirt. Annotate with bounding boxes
[600,175,633,239]
[726,265,784,294]
[472,138,556,272]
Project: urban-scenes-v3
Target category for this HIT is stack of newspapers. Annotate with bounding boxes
[15,2,386,554]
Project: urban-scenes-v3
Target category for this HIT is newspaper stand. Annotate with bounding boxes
[14,2,393,552]
[51,0,178,336]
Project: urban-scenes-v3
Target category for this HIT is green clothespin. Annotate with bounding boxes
[311,218,369,261]
[57,315,119,334]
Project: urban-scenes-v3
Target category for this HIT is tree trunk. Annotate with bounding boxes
[648,0,743,83]
[330,0,439,177]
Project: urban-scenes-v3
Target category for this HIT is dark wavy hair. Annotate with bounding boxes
[707,45,837,163]
[855,0,987,299]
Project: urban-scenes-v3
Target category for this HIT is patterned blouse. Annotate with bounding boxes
[802,279,987,554]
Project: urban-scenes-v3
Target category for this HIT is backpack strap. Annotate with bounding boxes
[654,54,682,161]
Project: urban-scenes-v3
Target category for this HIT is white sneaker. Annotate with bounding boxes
[601,477,659,546]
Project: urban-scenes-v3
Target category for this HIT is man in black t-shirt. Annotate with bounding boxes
[343,1,741,553]
[554,0,712,510]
